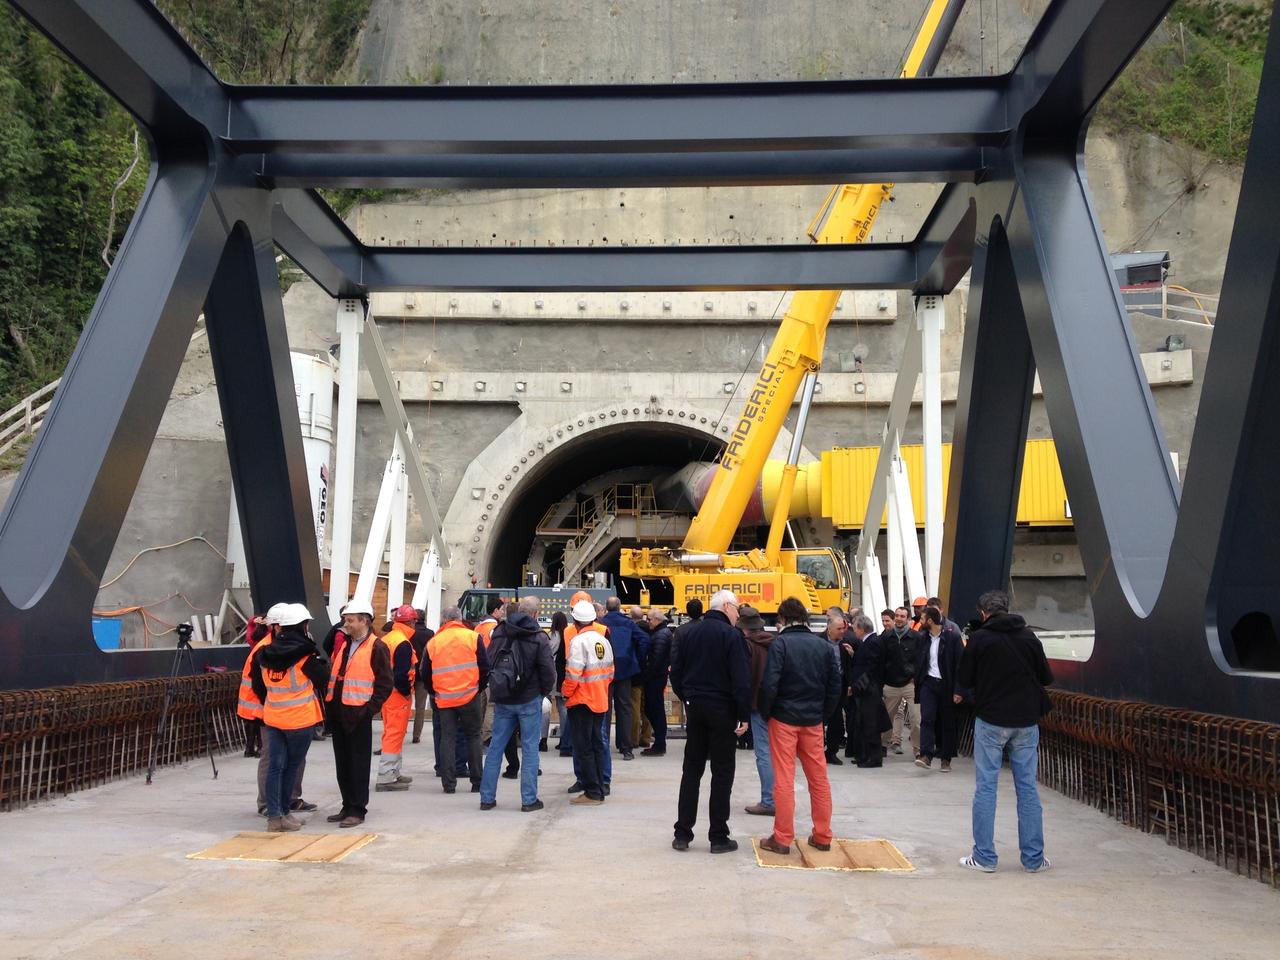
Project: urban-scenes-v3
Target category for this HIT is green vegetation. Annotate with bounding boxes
[0,11,148,411]
[1096,0,1272,164]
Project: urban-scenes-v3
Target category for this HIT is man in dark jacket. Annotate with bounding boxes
[847,613,888,767]
[757,597,842,855]
[914,605,964,771]
[739,605,775,817]
[601,598,641,759]
[881,606,923,758]
[956,590,1054,874]
[324,599,394,827]
[670,590,751,854]
[640,609,674,757]
[822,612,853,765]
[410,610,435,743]
[478,598,557,811]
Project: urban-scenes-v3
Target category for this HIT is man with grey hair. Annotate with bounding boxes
[847,613,887,767]
[670,589,751,853]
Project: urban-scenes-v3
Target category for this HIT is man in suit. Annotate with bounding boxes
[914,605,964,771]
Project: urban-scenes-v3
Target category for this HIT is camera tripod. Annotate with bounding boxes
[145,624,219,784]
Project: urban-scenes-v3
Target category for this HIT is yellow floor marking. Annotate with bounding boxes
[751,837,914,872]
[189,831,377,863]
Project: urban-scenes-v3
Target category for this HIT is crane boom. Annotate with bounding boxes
[681,0,964,557]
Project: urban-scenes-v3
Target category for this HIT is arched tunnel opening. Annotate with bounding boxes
[485,422,726,598]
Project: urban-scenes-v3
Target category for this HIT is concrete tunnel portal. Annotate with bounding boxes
[482,421,725,591]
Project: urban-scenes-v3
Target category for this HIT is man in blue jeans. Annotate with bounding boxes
[955,589,1055,873]
[740,605,775,817]
[479,599,556,812]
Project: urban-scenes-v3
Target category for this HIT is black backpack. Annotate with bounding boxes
[488,631,529,700]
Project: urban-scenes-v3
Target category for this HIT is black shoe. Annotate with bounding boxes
[521,800,545,812]
[290,799,318,812]
[502,767,519,779]
[672,838,690,851]
[826,754,844,766]
[480,801,497,811]
[443,785,456,794]
[558,750,573,757]
[710,839,739,854]
[411,737,421,744]
[539,738,548,752]
[471,782,481,793]
[856,760,884,768]
[374,749,381,756]
[622,750,635,761]
[567,781,585,794]
[843,750,857,759]
[640,747,666,756]
[604,785,611,796]
[326,811,348,823]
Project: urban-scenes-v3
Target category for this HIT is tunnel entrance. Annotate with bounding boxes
[485,422,725,590]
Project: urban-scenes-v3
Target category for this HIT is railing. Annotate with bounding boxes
[1121,284,1217,325]
[0,379,60,459]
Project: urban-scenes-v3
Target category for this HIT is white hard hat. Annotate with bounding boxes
[278,603,312,627]
[263,602,290,626]
[343,598,374,617]
[571,600,596,622]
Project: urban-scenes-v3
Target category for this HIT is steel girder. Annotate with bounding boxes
[3,0,1280,721]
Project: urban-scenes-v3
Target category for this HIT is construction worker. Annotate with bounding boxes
[423,605,489,794]
[238,614,271,757]
[410,609,435,743]
[376,604,419,792]
[251,603,328,833]
[911,596,929,631]
[325,598,393,828]
[563,600,613,796]
[563,599,615,805]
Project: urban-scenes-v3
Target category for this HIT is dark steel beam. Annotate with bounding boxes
[204,220,329,626]
[1007,143,1180,617]
[10,0,224,143]
[271,190,366,298]
[1010,0,1173,130]
[940,211,1034,621]
[259,148,987,189]
[227,77,1010,157]
[911,184,978,294]
[362,242,921,293]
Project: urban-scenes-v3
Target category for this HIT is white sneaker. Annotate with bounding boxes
[1025,857,1052,873]
[958,855,996,873]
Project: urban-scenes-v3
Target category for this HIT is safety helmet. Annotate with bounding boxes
[571,599,596,622]
[912,596,928,607]
[278,603,312,627]
[263,602,290,626]
[343,597,374,618]
[393,604,417,624]
[570,590,593,606]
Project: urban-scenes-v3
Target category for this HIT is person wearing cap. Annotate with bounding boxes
[423,606,490,794]
[640,608,674,757]
[563,599,615,805]
[324,598,394,827]
[911,596,929,631]
[247,603,318,818]
[375,604,420,792]
[757,597,843,856]
[739,604,775,817]
[562,602,614,795]
[670,589,751,854]
[250,604,328,833]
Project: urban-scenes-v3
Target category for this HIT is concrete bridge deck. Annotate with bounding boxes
[1,737,1276,960]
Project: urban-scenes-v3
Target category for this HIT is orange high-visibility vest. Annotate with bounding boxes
[262,655,323,729]
[476,618,498,649]
[326,632,376,705]
[427,621,482,708]
[564,624,614,713]
[237,634,272,720]
[563,620,609,657]
[383,621,418,687]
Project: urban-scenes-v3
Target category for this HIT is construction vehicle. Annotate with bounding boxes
[458,584,614,627]
[619,0,967,618]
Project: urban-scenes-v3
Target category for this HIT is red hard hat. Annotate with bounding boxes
[393,604,417,623]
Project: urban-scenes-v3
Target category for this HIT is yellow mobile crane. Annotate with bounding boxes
[619,0,967,616]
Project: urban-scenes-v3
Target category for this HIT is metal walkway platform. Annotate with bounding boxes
[1,737,1275,959]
